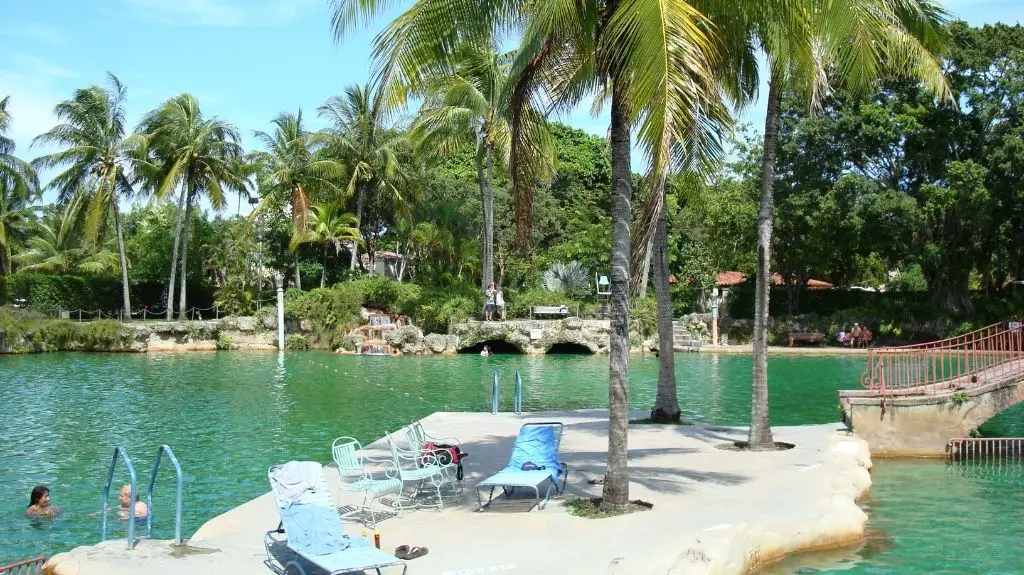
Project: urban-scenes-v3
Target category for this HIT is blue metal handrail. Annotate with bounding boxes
[100,446,138,549]
[147,445,184,544]
[514,370,523,415]
[491,371,499,415]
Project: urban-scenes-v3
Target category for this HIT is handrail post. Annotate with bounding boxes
[514,370,523,415]
[148,445,184,545]
[101,446,138,549]
[491,371,499,415]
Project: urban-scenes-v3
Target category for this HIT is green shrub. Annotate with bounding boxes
[285,334,309,351]
[415,286,482,333]
[216,335,233,350]
[352,276,422,314]
[284,284,362,347]
[0,310,134,352]
[630,297,658,337]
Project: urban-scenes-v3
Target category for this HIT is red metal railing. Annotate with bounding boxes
[860,321,1024,396]
[0,557,46,575]
[948,437,1024,463]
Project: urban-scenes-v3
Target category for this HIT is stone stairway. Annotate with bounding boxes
[672,321,703,352]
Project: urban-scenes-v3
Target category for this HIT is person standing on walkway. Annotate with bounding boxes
[495,286,506,321]
[484,283,495,321]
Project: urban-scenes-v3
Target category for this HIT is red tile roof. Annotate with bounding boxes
[715,271,833,289]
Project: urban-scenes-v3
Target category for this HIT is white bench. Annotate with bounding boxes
[531,305,570,319]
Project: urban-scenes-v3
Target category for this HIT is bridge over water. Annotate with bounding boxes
[839,321,1024,456]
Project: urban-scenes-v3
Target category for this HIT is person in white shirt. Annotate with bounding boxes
[495,286,506,321]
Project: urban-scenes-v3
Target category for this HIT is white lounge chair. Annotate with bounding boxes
[264,462,406,575]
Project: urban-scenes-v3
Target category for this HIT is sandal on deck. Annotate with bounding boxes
[395,545,428,560]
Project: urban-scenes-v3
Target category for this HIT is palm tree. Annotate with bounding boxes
[249,110,347,289]
[32,74,143,320]
[410,43,554,289]
[332,0,724,513]
[318,85,406,271]
[741,0,951,449]
[0,177,35,275]
[15,187,119,276]
[138,94,246,320]
[289,202,362,288]
[0,96,40,275]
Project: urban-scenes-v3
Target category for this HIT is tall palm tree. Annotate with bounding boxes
[138,94,246,320]
[0,177,35,275]
[332,0,724,512]
[318,85,406,271]
[0,96,41,275]
[249,110,347,289]
[411,43,554,289]
[742,0,951,449]
[289,202,362,288]
[32,74,143,320]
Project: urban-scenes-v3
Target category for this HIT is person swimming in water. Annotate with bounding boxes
[26,485,58,519]
[118,484,148,521]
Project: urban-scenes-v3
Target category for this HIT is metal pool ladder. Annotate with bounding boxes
[148,445,184,545]
[100,445,139,549]
[100,444,184,548]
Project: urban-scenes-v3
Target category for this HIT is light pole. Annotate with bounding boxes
[275,274,285,351]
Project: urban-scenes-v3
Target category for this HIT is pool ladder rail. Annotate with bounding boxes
[100,444,184,549]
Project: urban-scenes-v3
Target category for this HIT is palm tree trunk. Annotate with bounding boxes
[478,145,495,290]
[166,183,189,320]
[749,73,783,450]
[650,180,680,423]
[177,190,194,320]
[602,83,632,513]
[637,231,655,298]
[349,183,365,270]
[322,244,328,288]
[294,254,302,290]
[112,198,132,323]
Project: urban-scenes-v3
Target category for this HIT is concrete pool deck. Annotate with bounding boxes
[44,410,872,575]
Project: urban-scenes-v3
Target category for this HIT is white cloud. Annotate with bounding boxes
[123,0,320,27]
[8,23,67,47]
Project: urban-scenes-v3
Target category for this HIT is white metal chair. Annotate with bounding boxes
[384,431,452,511]
[331,437,401,527]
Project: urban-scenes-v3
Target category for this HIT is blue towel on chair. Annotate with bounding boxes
[504,425,562,483]
[280,503,350,556]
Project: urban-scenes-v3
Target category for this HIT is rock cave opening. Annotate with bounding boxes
[458,339,523,354]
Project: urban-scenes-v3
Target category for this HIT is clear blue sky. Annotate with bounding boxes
[2,0,1021,210]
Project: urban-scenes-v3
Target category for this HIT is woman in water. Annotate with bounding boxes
[118,484,148,521]
[26,485,59,518]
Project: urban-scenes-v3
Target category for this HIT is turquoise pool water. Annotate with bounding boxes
[0,351,861,563]
[2,351,1023,573]
[767,459,1024,575]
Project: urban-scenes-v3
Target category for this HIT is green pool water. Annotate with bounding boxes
[1,351,1021,573]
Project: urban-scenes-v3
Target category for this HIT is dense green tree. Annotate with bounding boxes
[0,96,40,275]
[318,85,408,271]
[290,202,362,288]
[33,74,142,319]
[138,93,247,319]
[14,187,118,276]
[249,110,347,289]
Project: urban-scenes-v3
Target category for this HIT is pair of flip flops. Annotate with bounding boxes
[394,545,429,560]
